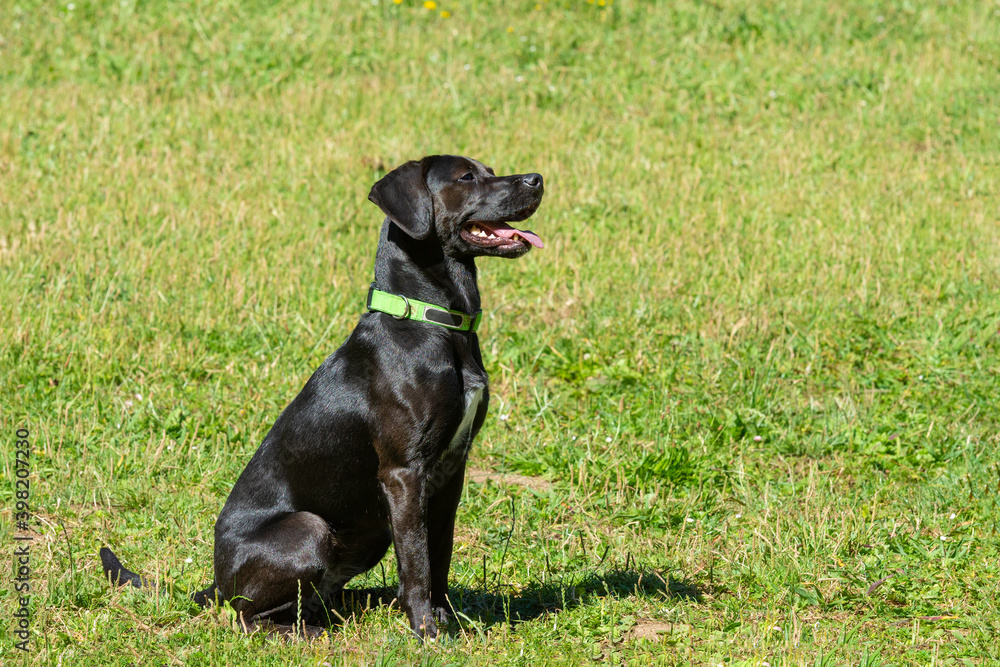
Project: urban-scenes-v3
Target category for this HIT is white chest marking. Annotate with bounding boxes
[445,386,484,457]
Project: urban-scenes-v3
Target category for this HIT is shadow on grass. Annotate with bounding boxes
[328,568,703,632]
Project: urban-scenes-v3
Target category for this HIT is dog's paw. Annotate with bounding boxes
[432,606,452,625]
[414,618,440,641]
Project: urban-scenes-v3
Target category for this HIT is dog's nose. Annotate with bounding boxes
[522,173,543,189]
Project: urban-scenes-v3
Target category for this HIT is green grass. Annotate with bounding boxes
[2,0,1000,663]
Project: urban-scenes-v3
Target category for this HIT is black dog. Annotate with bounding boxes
[101,155,544,639]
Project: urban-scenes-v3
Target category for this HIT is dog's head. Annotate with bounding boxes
[368,155,544,259]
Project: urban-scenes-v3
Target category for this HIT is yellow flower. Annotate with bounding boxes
[393,0,402,4]
[423,0,436,8]
[440,10,451,17]
[507,26,514,33]
[598,0,605,5]
[535,3,542,9]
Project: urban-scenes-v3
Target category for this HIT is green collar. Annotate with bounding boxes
[366,284,483,333]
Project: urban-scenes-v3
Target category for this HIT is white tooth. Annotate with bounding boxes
[470,225,481,234]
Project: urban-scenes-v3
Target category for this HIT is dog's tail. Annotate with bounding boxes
[99,547,219,607]
[192,583,220,608]
[100,547,155,589]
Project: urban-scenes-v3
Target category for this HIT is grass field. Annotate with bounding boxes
[2,0,1000,664]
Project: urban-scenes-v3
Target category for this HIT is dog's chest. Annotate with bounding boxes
[443,386,484,459]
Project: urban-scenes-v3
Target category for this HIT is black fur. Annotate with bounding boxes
[100,155,544,639]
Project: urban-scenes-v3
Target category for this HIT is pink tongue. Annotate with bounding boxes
[489,225,544,248]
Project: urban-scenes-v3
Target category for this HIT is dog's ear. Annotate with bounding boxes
[368,160,434,240]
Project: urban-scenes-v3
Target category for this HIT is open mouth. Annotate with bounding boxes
[460,221,545,249]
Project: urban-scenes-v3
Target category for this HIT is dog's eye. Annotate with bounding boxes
[459,172,475,181]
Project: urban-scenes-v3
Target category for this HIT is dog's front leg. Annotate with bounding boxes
[426,459,466,623]
[379,466,438,639]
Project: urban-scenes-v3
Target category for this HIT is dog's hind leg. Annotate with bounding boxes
[216,511,347,628]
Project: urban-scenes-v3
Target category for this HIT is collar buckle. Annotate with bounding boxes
[391,295,411,320]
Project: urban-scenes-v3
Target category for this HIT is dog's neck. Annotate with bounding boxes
[372,220,481,315]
